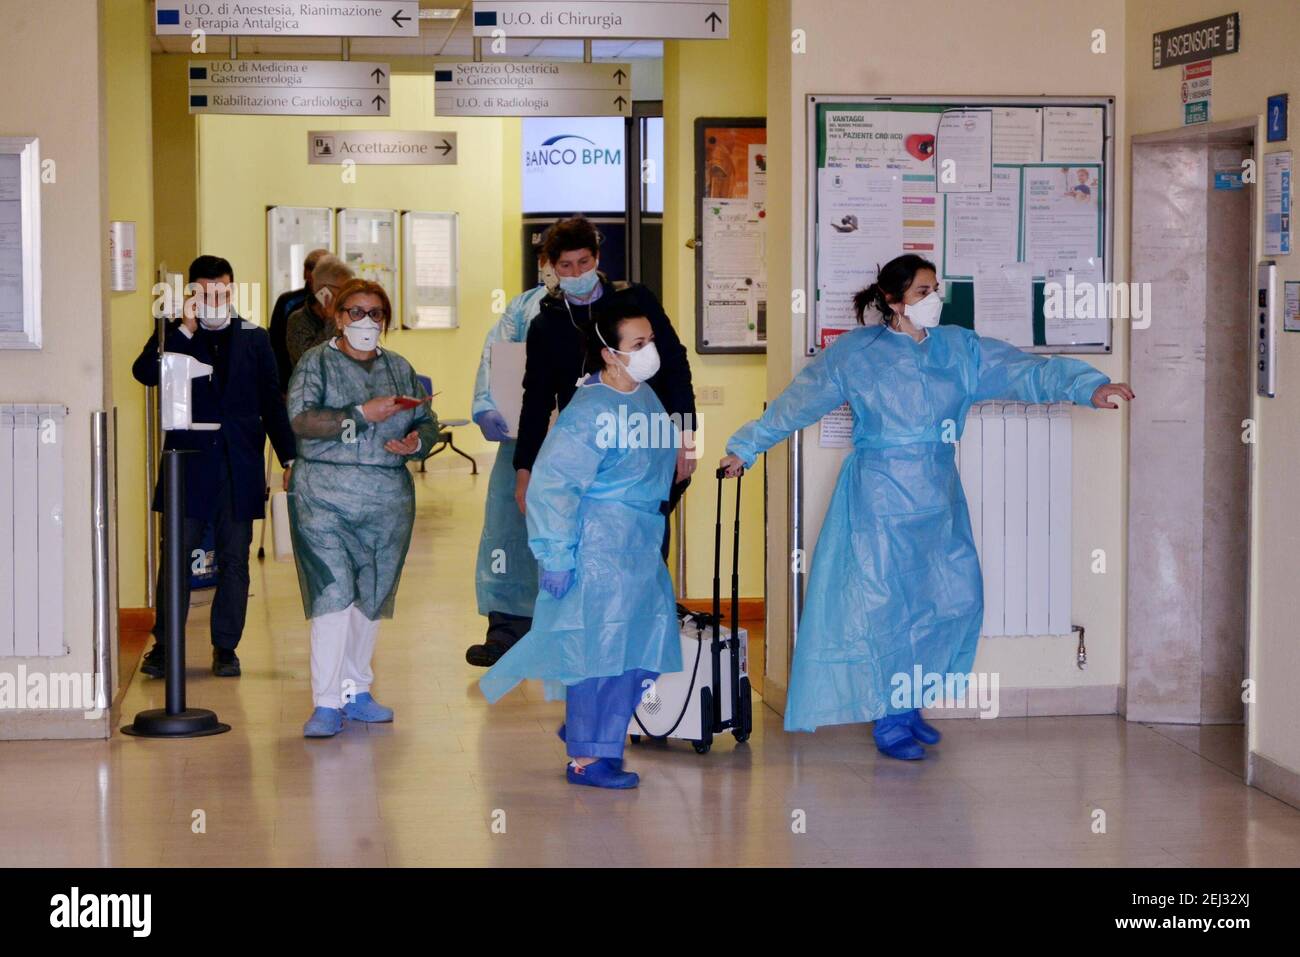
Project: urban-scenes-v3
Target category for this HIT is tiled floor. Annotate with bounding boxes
[2,455,1299,867]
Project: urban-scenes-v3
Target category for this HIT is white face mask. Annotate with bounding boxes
[342,318,381,352]
[195,300,231,329]
[904,291,943,328]
[610,341,661,383]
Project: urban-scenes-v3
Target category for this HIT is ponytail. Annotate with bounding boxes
[853,253,937,326]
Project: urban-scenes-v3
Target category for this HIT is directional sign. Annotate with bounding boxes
[307,131,458,166]
[434,62,631,117]
[188,61,391,116]
[471,0,728,39]
[155,1,418,37]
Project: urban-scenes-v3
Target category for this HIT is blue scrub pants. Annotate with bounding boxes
[565,669,658,760]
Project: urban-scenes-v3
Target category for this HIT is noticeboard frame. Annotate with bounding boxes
[0,137,42,351]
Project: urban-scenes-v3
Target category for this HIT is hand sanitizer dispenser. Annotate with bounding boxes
[160,352,221,431]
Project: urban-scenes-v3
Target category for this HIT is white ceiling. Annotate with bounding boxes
[149,0,664,59]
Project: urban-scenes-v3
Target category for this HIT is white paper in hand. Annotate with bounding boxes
[489,341,527,437]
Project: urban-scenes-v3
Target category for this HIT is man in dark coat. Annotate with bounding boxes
[132,255,296,677]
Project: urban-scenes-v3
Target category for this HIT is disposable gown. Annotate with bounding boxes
[727,324,1109,732]
[480,375,683,703]
[471,284,548,617]
[286,340,441,621]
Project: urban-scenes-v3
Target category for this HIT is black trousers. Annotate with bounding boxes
[660,476,691,562]
[151,466,254,652]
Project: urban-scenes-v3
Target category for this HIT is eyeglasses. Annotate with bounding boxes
[344,306,386,321]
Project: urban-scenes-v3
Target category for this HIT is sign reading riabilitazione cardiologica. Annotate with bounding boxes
[189,61,391,116]
[307,131,458,166]
[154,1,417,37]
[434,62,631,117]
[471,0,728,39]
[1152,12,1240,69]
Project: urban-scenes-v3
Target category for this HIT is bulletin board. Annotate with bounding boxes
[400,210,459,330]
[338,207,399,320]
[266,205,334,321]
[807,96,1115,356]
[0,137,42,350]
[695,117,767,354]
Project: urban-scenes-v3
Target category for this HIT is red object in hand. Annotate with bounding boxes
[905,134,935,161]
[393,396,425,410]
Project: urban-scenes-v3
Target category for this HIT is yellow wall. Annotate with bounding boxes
[106,0,155,609]
[1126,0,1300,782]
[762,0,1130,706]
[662,0,768,600]
[0,0,112,737]
[190,69,521,459]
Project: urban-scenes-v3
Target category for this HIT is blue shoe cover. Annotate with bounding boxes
[343,692,394,723]
[304,707,344,738]
[873,716,925,761]
[906,709,942,745]
[566,758,639,789]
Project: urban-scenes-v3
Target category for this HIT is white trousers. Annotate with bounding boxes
[310,604,380,709]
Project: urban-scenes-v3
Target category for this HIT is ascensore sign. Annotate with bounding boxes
[1152,12,1240,69]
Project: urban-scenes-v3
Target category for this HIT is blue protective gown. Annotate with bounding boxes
[727,323,1109,732]
[479,374,684,703]
[472,285,549,617]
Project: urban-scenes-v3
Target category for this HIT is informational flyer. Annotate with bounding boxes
[1022,164,1102,274]
[402,211,457,329]
[943,166,1022,278]
[1284,280,1300,332]
[819,403,854,448]
[701,198,766,348]
[974,261,1034,347]
[1042,107,1105,162]
[935,109,993,193]
[1043,259,1109,346]
[817,168,903,291]
[992,107,1043,164]
[823,109,938,173]
[1264,151,1292,256]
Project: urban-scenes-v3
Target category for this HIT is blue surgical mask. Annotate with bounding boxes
[559,265,600,299]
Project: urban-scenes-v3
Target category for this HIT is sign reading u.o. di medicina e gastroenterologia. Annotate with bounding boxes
[154,1,418,37]
[471,0,728,39]
[189,60,392,116]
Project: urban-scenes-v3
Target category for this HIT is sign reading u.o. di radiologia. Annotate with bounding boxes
[307,131,458,166]
[154,1,418,37]
[471,0,728,39]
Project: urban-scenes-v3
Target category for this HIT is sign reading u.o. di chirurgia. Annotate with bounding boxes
[471,0,728,40]
[1152,12,1240,69]
[307,131,458,166]
[154,1,418,37]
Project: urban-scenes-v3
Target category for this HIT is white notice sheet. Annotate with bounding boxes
[1043,259,1109,346]
[974,261,1034,347]
[817,168,904,291]
[991,107,1043,164]
[1042,107,1105,162]
[943,166,1022,279]
[1022,165,1102,274]
[935,109,993,193]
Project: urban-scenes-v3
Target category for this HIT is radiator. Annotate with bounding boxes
[0,404,67,657]
[957,402,1072,637]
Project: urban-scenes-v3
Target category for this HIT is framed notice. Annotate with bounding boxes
[695,117,767,354]
[266,206,334,320]
[0,137,42,350]
[337,208,399,318]
[400,211,459,330]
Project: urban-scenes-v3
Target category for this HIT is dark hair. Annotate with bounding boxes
[544,216,601,264]
[188,255,234,283]
[585,292,647,371]
[853,254,936,326]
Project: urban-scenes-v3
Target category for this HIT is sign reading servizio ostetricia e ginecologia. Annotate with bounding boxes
[471,0,728,39]
[307,131,458,167]
[154,1,418,37]
[434,62,632,118]
[189,61,391,116]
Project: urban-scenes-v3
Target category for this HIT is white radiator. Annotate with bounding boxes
[0,404,67,657]
[957,402,1072,637]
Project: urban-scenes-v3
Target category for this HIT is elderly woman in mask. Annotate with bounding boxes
[286,279,441,738]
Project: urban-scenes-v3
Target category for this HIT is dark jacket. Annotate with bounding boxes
[132,318,296,523]
[513,278,696,473]
[269,286,308,393]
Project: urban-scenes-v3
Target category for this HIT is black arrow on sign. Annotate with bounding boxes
[706,11,721,32]
[613,68,627,84]
[614,95,628,110]
[437,139,453,156]
[371,68,386,83]
[372,94,387,110]
[392,10,412,29]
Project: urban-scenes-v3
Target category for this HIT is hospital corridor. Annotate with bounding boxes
[3,0,1300,934]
